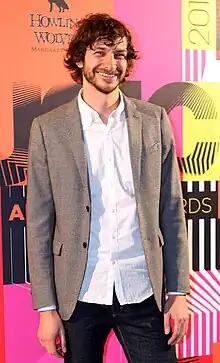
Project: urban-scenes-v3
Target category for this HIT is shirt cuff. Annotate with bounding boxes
[167,292,186,296]
[38,305,57,312]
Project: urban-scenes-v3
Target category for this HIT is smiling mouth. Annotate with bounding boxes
[96,71,119,79]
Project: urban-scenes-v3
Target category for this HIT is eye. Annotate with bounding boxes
[94,51,104,56]
[114,53,126,59]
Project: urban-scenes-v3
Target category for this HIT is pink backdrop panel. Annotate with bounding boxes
[4,284,127,363]
[4,284,58,363]
[114,0,183,156]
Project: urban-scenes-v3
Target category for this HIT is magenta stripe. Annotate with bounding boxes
[218,311,220,341]
[193,50,198,82]
[198,271,219,295]
[185,49,190,81]
[209,270,220,285]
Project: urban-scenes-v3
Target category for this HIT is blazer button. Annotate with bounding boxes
[83,242,87,249]
[86,206,90,212]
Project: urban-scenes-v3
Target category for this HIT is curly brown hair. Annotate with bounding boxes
[64,13,138,84]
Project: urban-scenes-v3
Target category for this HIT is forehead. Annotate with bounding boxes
[92,37,128,50]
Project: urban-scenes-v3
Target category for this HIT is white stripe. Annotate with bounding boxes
[175,345,179,359]
[190,309,195,357]
[199,181,205,192]
[210,219,216,270]
[187,302,203,356]
[213,310,218,343]
[188,296,210,354]
[210,181,216,191]
[23,226,28,283]
[182,49,186,81]
[199,219,205,270]
[182,333,187,358]
[188,220,193,272]
[9,227,14,283]
[187,181,193,192]
[23,185,25,197]
[190,49,194,81]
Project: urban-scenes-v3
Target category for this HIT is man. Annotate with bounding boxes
[27,13,190,363]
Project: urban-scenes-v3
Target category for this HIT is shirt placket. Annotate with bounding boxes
[104,120,118,302]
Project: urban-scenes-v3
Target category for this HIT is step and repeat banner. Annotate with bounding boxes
[0,1,220,362]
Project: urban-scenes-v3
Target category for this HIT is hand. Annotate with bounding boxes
[164,295,189,345]
[38,310,67,358]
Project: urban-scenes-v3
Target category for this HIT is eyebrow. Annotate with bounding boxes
[93,46,127,53]
[93,46,108,51]
[114,49,127,53]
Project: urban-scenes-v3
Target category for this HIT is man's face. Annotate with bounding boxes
[82,37,128,94]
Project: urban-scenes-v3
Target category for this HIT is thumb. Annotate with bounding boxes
[164,313,170,335]
[60,328,67,353]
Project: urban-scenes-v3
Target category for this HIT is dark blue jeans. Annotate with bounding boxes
[63,290,177,363]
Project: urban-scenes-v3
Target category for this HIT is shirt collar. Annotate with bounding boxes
[77,88,125,129]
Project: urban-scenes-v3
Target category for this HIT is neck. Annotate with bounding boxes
[81,83,120,123]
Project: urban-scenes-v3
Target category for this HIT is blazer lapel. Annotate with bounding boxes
[123,95,143,195]
[61,95,143,195]
[62,98,89,192]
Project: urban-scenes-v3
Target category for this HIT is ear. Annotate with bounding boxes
[76,61,83,68]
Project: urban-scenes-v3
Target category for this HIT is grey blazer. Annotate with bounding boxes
[26,94,190,321]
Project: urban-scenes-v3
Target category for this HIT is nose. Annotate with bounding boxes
[102,52,117,70]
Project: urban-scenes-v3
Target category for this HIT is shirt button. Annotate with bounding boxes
[83,242,87,249]
[112,261,116,265]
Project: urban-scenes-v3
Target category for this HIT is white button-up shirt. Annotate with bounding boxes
[38,91,183,311]
[77,90,153,305]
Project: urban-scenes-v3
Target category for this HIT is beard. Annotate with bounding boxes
[83,66,126,94]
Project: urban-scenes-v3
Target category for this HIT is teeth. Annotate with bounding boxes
[98,72,116,78]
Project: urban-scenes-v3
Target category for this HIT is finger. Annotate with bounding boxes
[164,313,171,335]
[184,317,189,336]
[167,318,181,345]
[60,329,67,353]
[40,339,61,358]
[52,351,63,359]
[169,321,185,345]
[177,318,189,343]
[172,316,189,345]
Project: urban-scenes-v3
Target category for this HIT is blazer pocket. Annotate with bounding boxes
[53,240,63,256]
[158,229,164,247]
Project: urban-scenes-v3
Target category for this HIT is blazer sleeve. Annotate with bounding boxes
[26,118,57,309]
[159,107,190,294]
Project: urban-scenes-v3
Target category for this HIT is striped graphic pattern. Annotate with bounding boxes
[183,181,220,272]
[179,41,220,360]
[178,142,220,176]
[182,50,206,83]
[0,148,28,186]
[1,186,28,284]
[177,271,220,359]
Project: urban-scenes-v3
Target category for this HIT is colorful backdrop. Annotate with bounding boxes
[0,1,220,362]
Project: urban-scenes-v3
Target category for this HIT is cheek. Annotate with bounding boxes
[119,60,128,71]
